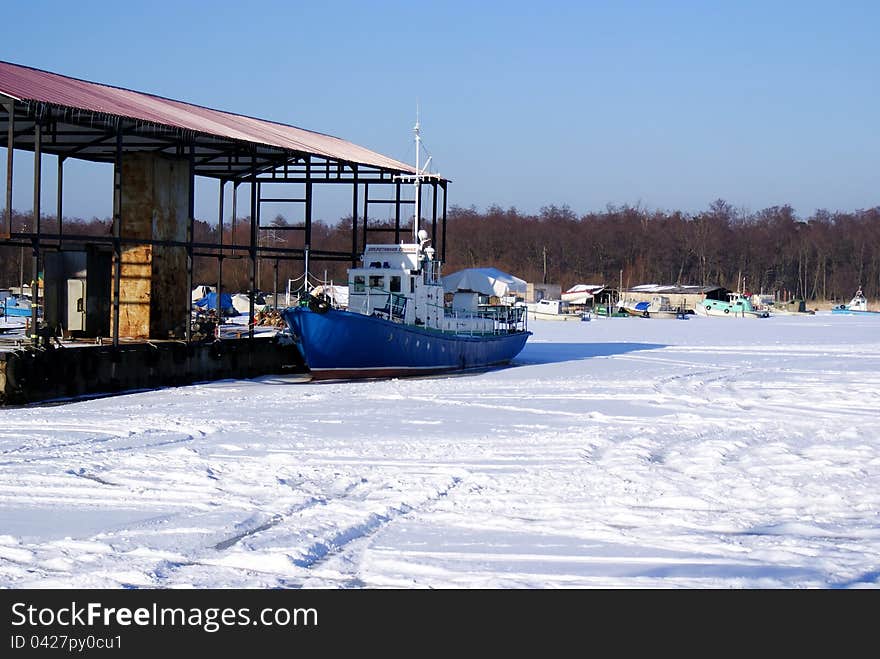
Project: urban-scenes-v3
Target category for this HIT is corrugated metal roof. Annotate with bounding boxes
[0,60,421,175]
[627,284,726,294]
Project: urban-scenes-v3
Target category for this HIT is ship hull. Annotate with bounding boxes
[831,307,880,315]
[281,307,531,380]
[2,306,32,317]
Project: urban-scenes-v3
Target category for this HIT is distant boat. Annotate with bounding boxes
[280,120,531,380]
[1,295,37,318]
[617,295,689,319]
[194,291,238,316]
[694,292,769,318]
[831,289,879,315]
[231,292,266,315]
[561,284,604,305]
[765,298,815,316]
[593,303,629,317]
[524,298,584,321]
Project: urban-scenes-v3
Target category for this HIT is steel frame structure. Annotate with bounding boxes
[0,97,449,346]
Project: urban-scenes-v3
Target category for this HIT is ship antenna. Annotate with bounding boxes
[414,112,420,242]
[394,105,436,246]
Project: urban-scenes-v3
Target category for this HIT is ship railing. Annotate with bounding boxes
[362,285,407,322]
[443,304,527,335]
[421,259,443,284]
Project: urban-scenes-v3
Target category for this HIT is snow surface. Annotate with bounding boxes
[1,313,879,588]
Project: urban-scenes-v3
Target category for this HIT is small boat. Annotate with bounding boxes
[694,292,769,318]
[831,289,879,315]
[617,295,688,319]
[280,121,531,380]
[561,284,604,306]
[1,295,37,318]
[524,298,583,321]
[766,298,815,316]
[593,303,629,317]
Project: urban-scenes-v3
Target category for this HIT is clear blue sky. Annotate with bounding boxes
[2,0,878,223]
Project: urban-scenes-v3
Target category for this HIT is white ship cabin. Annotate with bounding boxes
[848,289,868,311]
[347,243,443,327]
[347,243,495,333]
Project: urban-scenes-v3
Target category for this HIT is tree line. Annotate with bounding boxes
[1,199,878,302]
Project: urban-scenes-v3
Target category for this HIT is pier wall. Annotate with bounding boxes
[0,337,305,405]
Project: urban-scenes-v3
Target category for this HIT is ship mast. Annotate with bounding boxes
[413,117,420,242]
[395,110,434,245]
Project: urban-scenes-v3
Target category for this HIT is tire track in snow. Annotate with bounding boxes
[144,480,367,585]
[147,474,466,587]
[0,429,204,467]
[289,475,464,579]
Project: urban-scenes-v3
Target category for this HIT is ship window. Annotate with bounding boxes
[353,276,365,292]
[390,276,401,293]
[410,277,416,293]
[369,275,384,290]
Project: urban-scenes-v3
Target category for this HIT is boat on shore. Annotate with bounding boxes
[765,298,815,316]
[524,298,583,321]
[280,122,531,380]
[2,295,37,318]
[832,289,879,315]
[695,292,769,318]
[617,295,689,319]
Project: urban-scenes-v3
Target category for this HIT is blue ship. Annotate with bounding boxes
[281,237,530,380]
[283,303,530,380]
[281,119,530,380]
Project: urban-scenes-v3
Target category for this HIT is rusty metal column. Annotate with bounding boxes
[394,181,401,243]
[350,165,359,267]
[248,174,257,340]
[56,155,65,242]
[185,147,195,343]
[273,258,279,309]
[111,125,123,347]
[304,156,312,285]
[4,101,12,239]
[256,181,262,290]
[231,180,238,252]
[30,121,41,345]
[216,179,225,323]
[362,182,369,251]
[441,182,447,264]
[431,181,438,247]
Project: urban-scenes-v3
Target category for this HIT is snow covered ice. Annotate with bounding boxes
[1,313,879,588]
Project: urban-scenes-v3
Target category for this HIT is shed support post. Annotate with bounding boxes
[362,182,369,251]
[394,181,401,243]
[111,124,122,347]
[350,165,359,267]
[217,179,225,324]
[441,182,448,263]
[57,155,65,242]
[185,147,195,343]
[30,121,41,345]
[249,174,257,340]
[4,101,14,240]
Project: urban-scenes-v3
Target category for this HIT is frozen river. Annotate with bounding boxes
[1,312,878,588]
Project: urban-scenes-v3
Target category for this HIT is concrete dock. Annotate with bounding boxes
[0,334,306,405]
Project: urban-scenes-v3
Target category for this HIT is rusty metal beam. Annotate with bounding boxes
[351,165,359,267]
[186,146,195,343]
[441,182,448,263]
[216,179,225,323]
[3,101,12,239]
[112,123,123,347]
[394,181,401,243]
[31,120,41,345]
